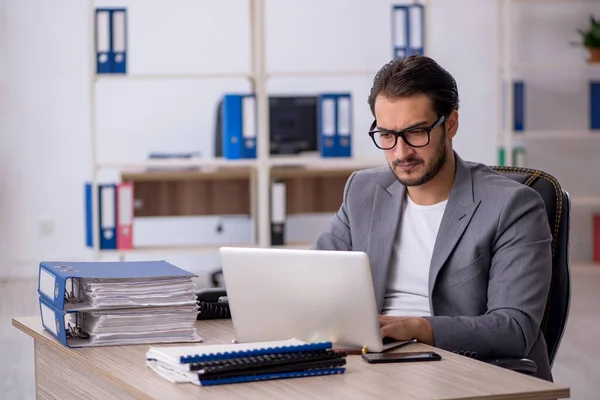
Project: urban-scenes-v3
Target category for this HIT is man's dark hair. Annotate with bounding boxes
[367,55,459,118]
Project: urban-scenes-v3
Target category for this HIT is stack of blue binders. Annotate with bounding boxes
[37,260,203,348]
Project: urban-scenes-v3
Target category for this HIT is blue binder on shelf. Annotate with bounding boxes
[392,3,424,58]
[513,81,525,132]
[336,94,352,157]
[85,182,117,250]
[317,93,352,158]
[111,9,127,74]
[317,94,338,158]
[95,8,127,74]
[222,94,257,159]
[95,9,112,73]
[590,81,600,130]
[37,260,196,312]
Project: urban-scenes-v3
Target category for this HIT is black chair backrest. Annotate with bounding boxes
[490,166,571,367]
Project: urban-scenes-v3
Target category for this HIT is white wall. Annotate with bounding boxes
[10,0,593,281]
[510,1,600,262]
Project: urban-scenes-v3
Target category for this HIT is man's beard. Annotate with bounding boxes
[389,132,447,187]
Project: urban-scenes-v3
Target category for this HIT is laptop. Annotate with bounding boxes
[219,246,413,353]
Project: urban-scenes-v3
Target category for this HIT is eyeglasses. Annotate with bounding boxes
[368,115,446,150]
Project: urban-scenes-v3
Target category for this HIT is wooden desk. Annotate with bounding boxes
[13,316,570,400]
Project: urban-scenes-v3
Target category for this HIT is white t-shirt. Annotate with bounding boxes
[382,194,448,317]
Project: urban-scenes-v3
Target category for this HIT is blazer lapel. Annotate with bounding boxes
[367,180,405,312]
[428,154,481,302]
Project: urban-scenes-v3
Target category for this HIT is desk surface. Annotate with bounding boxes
[13,316,570,400]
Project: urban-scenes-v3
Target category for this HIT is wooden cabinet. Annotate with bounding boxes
[121,167,355,218]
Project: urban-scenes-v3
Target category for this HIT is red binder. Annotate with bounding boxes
[116,182,134,249]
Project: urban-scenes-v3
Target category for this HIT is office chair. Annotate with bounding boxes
[485,166,572,376]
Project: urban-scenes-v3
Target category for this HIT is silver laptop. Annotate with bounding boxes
[219,246,411,353]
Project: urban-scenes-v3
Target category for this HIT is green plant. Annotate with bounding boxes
[578,15,600,49]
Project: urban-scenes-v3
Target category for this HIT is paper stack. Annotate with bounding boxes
[146,339,347,386]
[37,260,203,348]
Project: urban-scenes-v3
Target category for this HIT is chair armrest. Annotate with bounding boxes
[483,357,538,375]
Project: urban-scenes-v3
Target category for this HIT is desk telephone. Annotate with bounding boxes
[196,288,231,320]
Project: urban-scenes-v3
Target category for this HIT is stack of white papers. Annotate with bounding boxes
[81,277,197,308]
[82,305,201,346]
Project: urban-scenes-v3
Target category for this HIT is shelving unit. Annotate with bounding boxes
[497,0,600,209]
[87,0,416,260]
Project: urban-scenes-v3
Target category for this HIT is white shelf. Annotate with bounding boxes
[85,0,424,259]
[94,72,251,81]
[268,154,384,169]
[266,70,375,78]
[97,158,258,171]
[98,155,385,171]
[500,63,600,72]
[571,196,600,207]
[508,130,600,139]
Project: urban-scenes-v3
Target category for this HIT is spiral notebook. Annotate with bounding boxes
[146,338,347,386]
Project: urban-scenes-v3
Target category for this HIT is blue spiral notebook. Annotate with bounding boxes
[147,339,332,366]
[146,339,347,386]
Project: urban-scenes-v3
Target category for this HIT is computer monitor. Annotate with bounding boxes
[268,96,318,155]
[219,246,408,353]
[214,95,318,157]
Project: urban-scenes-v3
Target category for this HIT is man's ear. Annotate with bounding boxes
[446,110,459,140]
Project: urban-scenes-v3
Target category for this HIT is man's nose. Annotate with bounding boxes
[393,137,413,159]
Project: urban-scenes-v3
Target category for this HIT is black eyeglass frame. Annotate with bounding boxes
[368,115,446,150]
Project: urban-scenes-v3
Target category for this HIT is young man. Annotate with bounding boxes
[311,56,553,381]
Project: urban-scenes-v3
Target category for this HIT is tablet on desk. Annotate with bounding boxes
[219,247,414,353]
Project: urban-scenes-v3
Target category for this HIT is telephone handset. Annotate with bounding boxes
[196,288,231,320]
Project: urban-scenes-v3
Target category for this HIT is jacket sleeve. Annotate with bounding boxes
[424,185,553,360]
[310,172,357,251]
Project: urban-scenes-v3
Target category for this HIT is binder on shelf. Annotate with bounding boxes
[407,3,424,56]
[318,93,352,158]
[146,338,346,386]
[513,81,525,132]
[317,94,337,157]
[111,9,127,74]
[392,5,408,59]
[336,94,352,157]
[222,94,257,160]
[37,260,197,311]
[513,146,526,167]
[95,9,112,74]
[392,3,425,59]
[270,181,286,246]
[85,182,117,250]
[116,182,134,250]
[95,8,127,74]
[590,81,600,130]
[497,146,526,167]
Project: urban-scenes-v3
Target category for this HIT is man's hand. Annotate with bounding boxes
[378,315,436,346]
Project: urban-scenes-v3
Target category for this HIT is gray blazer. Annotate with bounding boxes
[312,153,553,381]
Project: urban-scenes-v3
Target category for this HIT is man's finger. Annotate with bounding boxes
[381,325,391,338]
